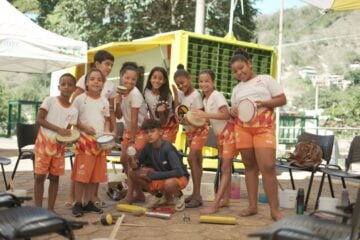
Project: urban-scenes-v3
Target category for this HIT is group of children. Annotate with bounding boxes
[33,48,286,221]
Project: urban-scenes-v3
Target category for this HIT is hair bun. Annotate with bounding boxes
[177,64,185,70]
[233,48,249,59]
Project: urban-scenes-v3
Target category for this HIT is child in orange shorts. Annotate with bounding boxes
[172,64,209,208]
[71,68,111,217]
[34,73,78,212]
[126,119,189,211]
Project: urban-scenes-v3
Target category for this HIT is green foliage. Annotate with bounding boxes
[0,81,8,131]
[346,70,360,85]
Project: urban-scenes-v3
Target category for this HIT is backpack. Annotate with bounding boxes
[288,141,323,168]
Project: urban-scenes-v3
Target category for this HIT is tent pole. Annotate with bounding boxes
[276,0,284,155]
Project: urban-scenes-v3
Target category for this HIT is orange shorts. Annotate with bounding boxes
[34,153,65,176]
[148,176,189,191]
[162,116,179,144]
[217,122,236,160]
[186,124,209,151]
[71,154,107,183]
[234,124,276,149]
[122,128,146,151]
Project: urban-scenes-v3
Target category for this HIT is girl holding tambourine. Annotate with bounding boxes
[230,48,287,221]
[172,64,209,208]
[143,66,179,143]
[195,69,237,214]
[115,62,148,203]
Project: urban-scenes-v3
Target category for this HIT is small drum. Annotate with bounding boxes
[56,129,80,146]
[175,105,189,122]
[97,134,116,150]
[117,85,128,95]
[237,98,257,123]
[186,110,206,128]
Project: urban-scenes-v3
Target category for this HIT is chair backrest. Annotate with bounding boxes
[16,123,38,150]
[350,189,360,240]
[298,132,334,163]
[345,136,360,171]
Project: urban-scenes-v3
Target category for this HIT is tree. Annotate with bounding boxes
[0,81,8,133]
[346,70,360,85]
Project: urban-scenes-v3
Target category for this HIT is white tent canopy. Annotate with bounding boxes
[0,0,87,73]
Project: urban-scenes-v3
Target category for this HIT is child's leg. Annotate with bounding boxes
[239,148,259,216]
[47,174,59,211]
[74,181,86,203]
[34,174,46,207]
[255,148,283,221]
[200,158,232,214]
[186,149,203,204]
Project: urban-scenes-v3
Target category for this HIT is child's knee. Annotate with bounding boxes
[34,174,46,182]
[48,174,59,182]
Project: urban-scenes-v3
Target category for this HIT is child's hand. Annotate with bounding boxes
[156,103,167,113]
[255,100,265,108]
[193,109,207,119]
[84,126,96,135]
[230,105,238,117]
[172,84,178,96]
[57,128,71,136]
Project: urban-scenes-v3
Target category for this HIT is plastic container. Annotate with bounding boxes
[230,173,241,199]
[318,197,340,213]
[258,178,268,203]
[279,189,297,208]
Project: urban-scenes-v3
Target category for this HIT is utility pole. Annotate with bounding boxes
[195,0,205,34]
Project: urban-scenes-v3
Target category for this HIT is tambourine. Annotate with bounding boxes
[154,101,169,118]
[97,134,116,150]
[175,104,189,122]
[117,85,128,95]
[237,98,257,123]
[56,128,80,146]
[185,110,206,128]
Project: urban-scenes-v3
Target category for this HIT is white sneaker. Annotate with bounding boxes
[146,194,166,208]
[174,193,185,212]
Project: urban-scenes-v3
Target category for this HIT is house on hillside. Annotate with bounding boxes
[298,66,317,81]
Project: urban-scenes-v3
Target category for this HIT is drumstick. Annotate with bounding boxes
[109,214,125,240]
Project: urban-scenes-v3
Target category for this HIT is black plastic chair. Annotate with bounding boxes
[0,206,86,240]
[315,135,360,208]
[9,123,38,187]
[248,189,360,240]
[0,157,11,190]
[276,132,335,211]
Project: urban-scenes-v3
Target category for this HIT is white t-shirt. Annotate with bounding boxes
[178,89,203,111]
[40,96,78,139]
[76,75,117,99]
[231,75,284,106]
[144,89,174,121]
[120,87,148,129]
[203,90,228,135]
[73,93,110,135]
[178,89,203,131]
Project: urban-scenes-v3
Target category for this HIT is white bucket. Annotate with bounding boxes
[318,197,340,213]
[200,182,215,201]
[279,189,297,209]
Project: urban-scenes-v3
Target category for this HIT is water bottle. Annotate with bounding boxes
[341,189,350,207]
[258,178,268,203]
[296,188,305,215]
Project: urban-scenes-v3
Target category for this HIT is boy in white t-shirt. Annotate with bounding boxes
[34,73,78,212]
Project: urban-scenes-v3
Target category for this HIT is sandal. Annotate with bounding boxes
[64,201,73,208]
[185,198,203,208]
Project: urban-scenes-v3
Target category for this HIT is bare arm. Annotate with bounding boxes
[115,96,123,119]
[256,94,287,109]
[130,107,139,143]
[108,97,118,136]
[196,105,230,120]
[172,84,179,108]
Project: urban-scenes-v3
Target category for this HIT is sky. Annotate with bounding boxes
[254,0,307,14]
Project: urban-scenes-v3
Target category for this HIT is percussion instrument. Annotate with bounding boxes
[175,104,189,122]
[186,110,206,128]
[56,128,80,146]
[117,85,128,95]
[97,134,116,150]
[237,98,257,123]
[199,215,237,225]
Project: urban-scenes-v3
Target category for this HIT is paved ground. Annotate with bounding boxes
[1,137,359,240]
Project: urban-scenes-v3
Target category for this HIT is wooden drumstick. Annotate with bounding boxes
[108,213,125,240]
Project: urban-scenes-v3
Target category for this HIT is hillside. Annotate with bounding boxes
[256,7,360,102]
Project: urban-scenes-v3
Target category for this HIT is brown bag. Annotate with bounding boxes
[288,141,323,168]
